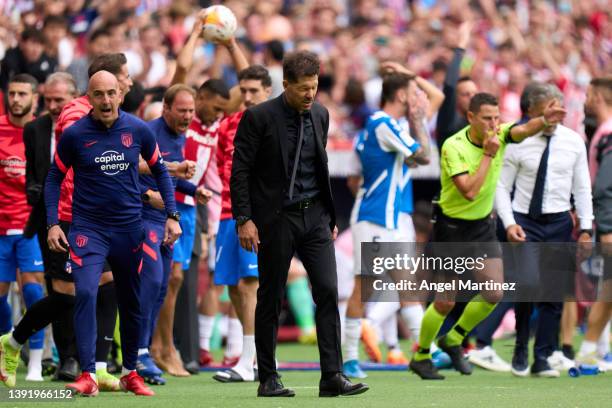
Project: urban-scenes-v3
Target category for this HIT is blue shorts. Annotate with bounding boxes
[214,219,258,286]
[172,203,196,270]
[0,234,44,282]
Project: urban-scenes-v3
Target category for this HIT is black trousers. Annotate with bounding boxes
[513,211,573,362]
[255,200,342,383]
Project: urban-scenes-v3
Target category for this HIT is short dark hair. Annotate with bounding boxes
[43,15,68,30]
[164,84,196,107]
[87,53,128,78]
[21,27,45,44]
[238,65,272,88]
[198,79,230,99]
[9,73,38,92]
[266,40,284,62]
[458,76,473,84]
[468,92,498,113]
[283,51,320,83]
[89,28,110,43]
[591,76,612,106]
[120,81,145,114]
[381,73,414,106]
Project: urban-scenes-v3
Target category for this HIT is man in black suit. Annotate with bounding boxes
[231,51,368,398]
[23,72,79,380]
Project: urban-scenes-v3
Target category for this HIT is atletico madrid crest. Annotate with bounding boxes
[76,234,88,248]
[121,133,133,147]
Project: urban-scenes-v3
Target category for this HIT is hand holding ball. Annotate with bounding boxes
[200,5,237,43]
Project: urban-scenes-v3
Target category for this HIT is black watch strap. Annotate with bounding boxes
[580,229,593,237]
[47,222,59,230]
[167,211,181,221]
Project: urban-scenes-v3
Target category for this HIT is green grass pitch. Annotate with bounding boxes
[0,339,610,408]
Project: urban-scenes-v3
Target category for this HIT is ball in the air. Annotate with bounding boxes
[201,5,237,42]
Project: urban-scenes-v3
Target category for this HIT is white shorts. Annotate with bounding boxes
[397,212,416,242]
[351,221,400,276]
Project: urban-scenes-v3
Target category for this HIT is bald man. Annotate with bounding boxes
[41,71,181,396]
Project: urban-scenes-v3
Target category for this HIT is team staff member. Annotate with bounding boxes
[44,71,181,397]
[231,50,368,398]
[496,83,593,377]
[410,92,566,380]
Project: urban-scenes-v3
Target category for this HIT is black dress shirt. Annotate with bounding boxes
[283,97,320,205]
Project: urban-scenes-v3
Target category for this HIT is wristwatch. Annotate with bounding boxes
[236,216,250,226]
[46,222,59,230]
[579,229,593,237]
[167,211,181,222]
[141,192,151,203]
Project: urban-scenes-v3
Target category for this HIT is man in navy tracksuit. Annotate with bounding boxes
[136,84,210,384]
[45,71,182,397]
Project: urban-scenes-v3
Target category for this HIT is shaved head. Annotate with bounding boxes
[88,70,121,127]
[88,70,119,93]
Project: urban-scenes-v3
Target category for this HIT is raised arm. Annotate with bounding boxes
[509,101,566,142]
[171,11,206,86]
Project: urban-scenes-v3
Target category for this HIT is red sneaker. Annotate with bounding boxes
[65,372,99,397]
[222,355,239,367]
[120,371,155,396]
[199,349,213,366]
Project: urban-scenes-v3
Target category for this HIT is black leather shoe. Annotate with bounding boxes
[184,361,200,375]
[438,335,473,375]
[257,376,295,397]
[56,357,79,381]
[319,373,369,397]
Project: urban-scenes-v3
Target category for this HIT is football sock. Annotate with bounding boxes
[96,282,118,363]
[414,304,446,361]
[344,318,361,361]
[225,318,242,357]
[199,314,215,350]
[286,277,315,332]
[400,304,424,342]
[0,295,12,334]
[445,295,497,347]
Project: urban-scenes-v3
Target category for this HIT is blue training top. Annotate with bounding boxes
[45,110,177,232]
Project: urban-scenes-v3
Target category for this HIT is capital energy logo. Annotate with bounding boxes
[95,150,130,175]
[0,155,26,178]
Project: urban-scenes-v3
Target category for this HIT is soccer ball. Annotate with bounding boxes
[200,5,237,42]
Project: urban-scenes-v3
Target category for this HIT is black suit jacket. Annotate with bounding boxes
[230,95,336,233]
[23,114,53,238]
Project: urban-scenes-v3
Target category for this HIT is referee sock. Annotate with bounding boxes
[414,304,446,361]
[445,295,497,347]
[286,277,315,332]
[22,283,45,350]
[344,318,361,362]
[199,314,215,350]
[0,295,12,334]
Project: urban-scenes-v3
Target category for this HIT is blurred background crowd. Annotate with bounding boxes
[0,0,609,146]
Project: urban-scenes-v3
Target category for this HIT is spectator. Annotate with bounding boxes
[0,27,57,95]
[66,28,112,94]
